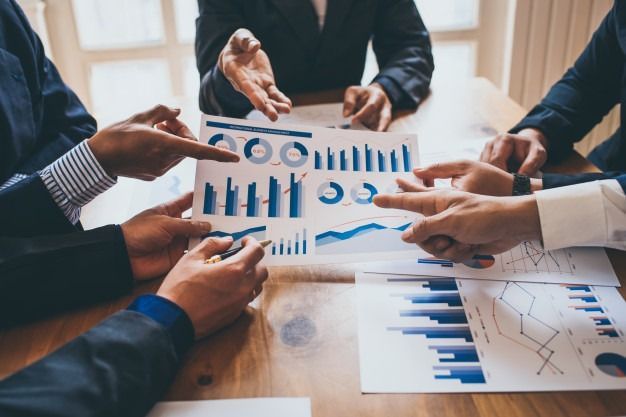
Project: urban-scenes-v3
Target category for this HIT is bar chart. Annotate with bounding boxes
[314,142,413,172]
[202,173,305,218]
[270,228,309,256]
[566,285,622,340]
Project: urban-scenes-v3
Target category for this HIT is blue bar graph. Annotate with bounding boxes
[390,150,398,172]
[402,144,411,172]
[314,151,322,169]
[592,317,612,326]
[573,306,604,313]
[377,151,386,172]
[597,328,619,338]
[429,345,480,363]
[393,293,463,307]
[270,228,308,257]
[352,146,360,171]
[387,277,458,292]
[246,182,259,217]
[203,183,217,215]
[268,176,281,218]
[314,142,413,172]
[327,148,335,170]
[418,257,454,268]
[566,285,592,292]
[387,326,474,342]
[225,177,239,216]
[568,294,598,303]
[289,173,303,218]
[433,366,486,384]
[340,150,347,171]
[399,309,468,324]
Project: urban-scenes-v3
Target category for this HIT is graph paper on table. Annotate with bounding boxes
[191,115,420,265]
[356,273,626,393]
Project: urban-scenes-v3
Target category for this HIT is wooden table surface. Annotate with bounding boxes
[1,78,625,417]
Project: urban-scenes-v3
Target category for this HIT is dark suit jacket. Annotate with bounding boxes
[510,2,626,171]
[196,0,434,117]
[543,171,626,193]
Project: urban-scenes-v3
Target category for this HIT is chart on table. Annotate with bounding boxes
[357,273,626,393]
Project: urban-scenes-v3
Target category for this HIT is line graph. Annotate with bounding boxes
[492,282,564,375]
[500,241,573,274]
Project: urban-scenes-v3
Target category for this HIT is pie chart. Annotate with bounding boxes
[208,133,237,152]
[244,137,273,164]
[317,181,344,205]
[280,141,309,167]
[350,182,378,205]
[596,353,626,377]
[462,254,496,269]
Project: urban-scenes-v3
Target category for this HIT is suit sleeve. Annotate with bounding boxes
[371,0,434,109]
[510,6,621,164]
[9,0,97,174]
[542,171,626,189]
[196,0,252,117]
[0,225,134,328]
[0,306,193,417]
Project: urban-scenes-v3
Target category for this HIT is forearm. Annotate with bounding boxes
[0,304,193,417]
[506,194,543,242]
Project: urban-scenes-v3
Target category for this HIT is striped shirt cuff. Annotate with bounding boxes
[0,173,29,191]
[39,141,117,224]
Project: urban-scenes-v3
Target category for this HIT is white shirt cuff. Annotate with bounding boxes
[39,141,117,224]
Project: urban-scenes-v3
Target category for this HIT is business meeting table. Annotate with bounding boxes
[1,78,625,417]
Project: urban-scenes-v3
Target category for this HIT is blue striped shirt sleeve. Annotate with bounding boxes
[39,141,117,224]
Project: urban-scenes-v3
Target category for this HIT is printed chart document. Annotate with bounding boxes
[356,272,626,393]
[365,240,620,287]
[147,398,311,417]
[191,115,420,266]
[247,102,368,130]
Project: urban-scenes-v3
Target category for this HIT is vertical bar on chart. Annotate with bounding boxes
[211,190,217,214]
[287,240,292,255]
[246,182,257,217]
[289,173,300,218]
[327,148,335,170]
[314,151,322,169]
[255,196,261,217]
[377,150,386,172]
[340,150,347,171]
[352,146,360,171]
[233,185,240,216]
[402,144,411,172]
[365,145,372,172]
[272,243,276,255]
[269,176,279,217]
[225,177,236,216]
[203,183,215,214]
[303,228,307,254]
[390,150,398,172]
[280,238,284,255]
[295,232,300,255]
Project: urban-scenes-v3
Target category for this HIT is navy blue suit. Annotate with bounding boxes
[196,0,434,117]
[511,1,626,172]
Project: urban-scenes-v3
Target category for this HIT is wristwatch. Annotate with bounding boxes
[512,173,531,196]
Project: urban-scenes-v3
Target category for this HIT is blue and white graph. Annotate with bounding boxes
[270,228,309,256]
[314,142,412,172]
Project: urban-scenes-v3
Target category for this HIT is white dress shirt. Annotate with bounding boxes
[310,0,327,29]
[536,180,626,250]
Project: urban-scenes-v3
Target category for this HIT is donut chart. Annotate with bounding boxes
[462,254,496,269]
[280,141,309,167]
[318,181,344,205]
[596,353,626,377]
[244,138,273,164]
[350,182,378,205]
[208,133,237,152]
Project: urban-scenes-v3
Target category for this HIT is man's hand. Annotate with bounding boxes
[157,236,269,339]
[407,160,540,197]
[343,83,392,131]
[373,186,542,262]
[480,128,548,175]
[88,104,240,180]
[121,192,212,280]
[219,28,292,121]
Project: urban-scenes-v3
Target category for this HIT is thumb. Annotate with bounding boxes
[343,87,360,117]
[164,217,213,238]
[231,28,261,54]
[402,213,450,243]
[133,104,181,125]
[518,145,546,176]
[191,236,234,258]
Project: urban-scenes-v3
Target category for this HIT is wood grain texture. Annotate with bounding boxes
[0,78,624,417]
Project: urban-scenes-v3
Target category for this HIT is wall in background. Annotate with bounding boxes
[505,0,617,156]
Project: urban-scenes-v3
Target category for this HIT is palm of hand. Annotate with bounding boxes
[224,49,275,91]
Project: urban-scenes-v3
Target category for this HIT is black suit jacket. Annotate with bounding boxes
[511,2,626,171]
[196,0,434,117]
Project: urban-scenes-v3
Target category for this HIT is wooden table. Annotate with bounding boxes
[1,78,625,417]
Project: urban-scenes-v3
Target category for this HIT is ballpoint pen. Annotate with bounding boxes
[204,239,272,264]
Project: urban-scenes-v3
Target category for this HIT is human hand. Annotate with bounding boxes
[407,160,519,196]
[157,236,269,339]
[343,83,392,132]
[219,28,292,121]
[121,192,212,280]
[373,186,542,262]
[88,104,239,180]
[480,128,548,175]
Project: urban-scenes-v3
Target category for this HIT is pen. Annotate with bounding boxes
[204,239,273,264]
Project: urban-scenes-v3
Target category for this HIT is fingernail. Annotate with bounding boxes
[199,222,212,231]
[435,239,449,251]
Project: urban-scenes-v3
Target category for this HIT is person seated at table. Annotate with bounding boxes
[373,160,626,262]
[195,0,434,131]
[0,234,268,417]
[480,2,626,175]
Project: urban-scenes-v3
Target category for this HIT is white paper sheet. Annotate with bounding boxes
[247,102,368,130]
[191,115,420,266]
[364,240,620,287]
[146,398,311,417]
[356,272,626,393]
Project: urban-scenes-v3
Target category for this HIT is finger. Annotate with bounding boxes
[396,178,429,192]
[480,140,494,163]
[419,235,455,254]
[232,28,261,53]
[247,263,269,286]
[192,236,234,257]
[133,104,181,125]
[434,243,478,263]
[238,80,279,121]
[156,118,196,141]
[270,100,291,114]
[165,217,213,238]
[402,213,450,243]
[373,191,441,216]
[413,161,470,181]
[343,87,360,117]
[518,144,547,176]
[489,137,513,171]
[267,85,292,108]
[160,133,240,162]
[352,98,381,126]
[376,105,392,132]
[159,191,194,216]
[226,236,266,270]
